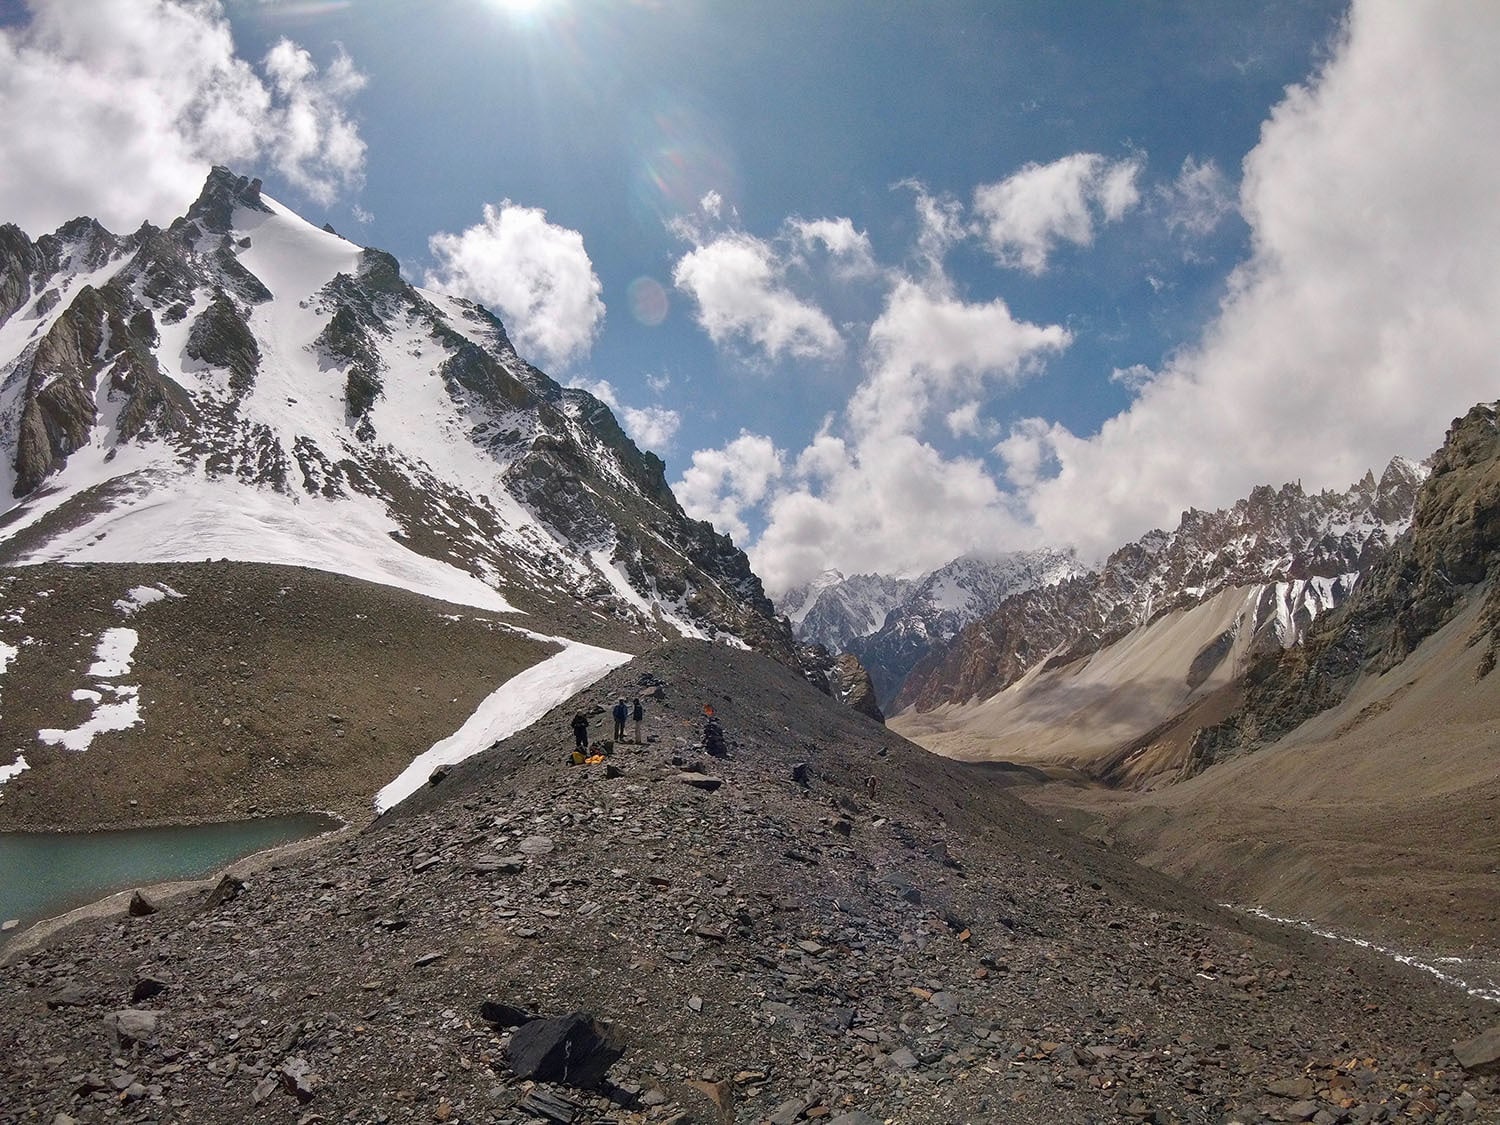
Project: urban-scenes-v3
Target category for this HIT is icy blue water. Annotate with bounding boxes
[0,814,341,939]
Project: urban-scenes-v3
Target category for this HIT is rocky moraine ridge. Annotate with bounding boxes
[2,642,1496,1124]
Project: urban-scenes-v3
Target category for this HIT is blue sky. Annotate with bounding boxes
[3,1,1498,594]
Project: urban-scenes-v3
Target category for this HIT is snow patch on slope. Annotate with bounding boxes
[375,636,631,813]
[14,473,514,614]
[36,627,144,752]
[86,628,137,678]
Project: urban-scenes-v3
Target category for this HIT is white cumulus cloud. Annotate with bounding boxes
[789,216,878,279]
[851,279,1072,440]
[674,433,784,545]
[672,233,843,361]
[0,0,366,235]
[972,152,1144,273]
[427,201,605,370]
[751,432,1031,595]
[1016,0,1500,558]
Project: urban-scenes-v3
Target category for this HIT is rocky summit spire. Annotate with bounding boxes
[184,166,273,233]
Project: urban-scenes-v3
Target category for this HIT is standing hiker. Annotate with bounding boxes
[571,711,589,752]
[631,697,644,743]
[612,697,628,741]
[703,704,727,758]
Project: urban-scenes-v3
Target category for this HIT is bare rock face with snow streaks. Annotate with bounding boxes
[0,166,793,660]
[897,459,1425,714]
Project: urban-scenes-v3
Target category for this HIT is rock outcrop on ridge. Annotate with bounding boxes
[1188,402,1500,773]
[2,641,1495,1123]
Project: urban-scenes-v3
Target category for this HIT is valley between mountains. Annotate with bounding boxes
[0,170,1496,1123]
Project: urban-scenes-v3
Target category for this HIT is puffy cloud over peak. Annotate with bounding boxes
[426,201,605,370]
[0,0,367,235]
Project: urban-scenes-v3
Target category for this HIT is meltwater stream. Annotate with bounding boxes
[1232,905,1500,1004]
[0,813,342,940]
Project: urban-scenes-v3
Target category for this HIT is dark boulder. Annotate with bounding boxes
[507,1012,625,1089]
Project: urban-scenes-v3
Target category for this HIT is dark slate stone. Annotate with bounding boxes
[479,1000,534,1028]
[131,977,168,1003]
[203,873,244,909]
[507,1012,625,1090]
[1454,1025,1500,1074]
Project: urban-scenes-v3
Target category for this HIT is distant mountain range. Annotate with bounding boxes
[779,460,1425,717]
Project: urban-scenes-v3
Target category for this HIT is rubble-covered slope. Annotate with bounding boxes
[1,640,1495,1123]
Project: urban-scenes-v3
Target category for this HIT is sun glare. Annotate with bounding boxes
[490,0,556,13]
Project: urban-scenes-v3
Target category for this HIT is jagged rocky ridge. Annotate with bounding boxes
[896,459,1425,714]
[2,640,1495,1123]
[1188,402,1500,772]
[0,168,795,662]
[781,551,1086,708]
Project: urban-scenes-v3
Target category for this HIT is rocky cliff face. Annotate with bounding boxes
[782,571,916,653]
[0,167,796,663]
[1189,402,1500,770]
[896,460,1425,713]
[798,644,886,724]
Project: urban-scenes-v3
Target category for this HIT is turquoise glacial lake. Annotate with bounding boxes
[0,813,342,939]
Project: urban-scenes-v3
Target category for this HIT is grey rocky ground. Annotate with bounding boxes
[1,641,1496,1123]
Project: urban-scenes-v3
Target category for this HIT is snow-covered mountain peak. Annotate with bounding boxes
[0,168,794,658]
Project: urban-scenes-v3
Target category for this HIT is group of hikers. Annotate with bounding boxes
[568,696,728,758]
[570,696,645,752]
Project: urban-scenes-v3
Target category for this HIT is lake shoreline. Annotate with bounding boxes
[0,809,364,964]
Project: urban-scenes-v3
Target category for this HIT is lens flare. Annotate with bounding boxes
[630,98,740,226]
[628,277,669,326]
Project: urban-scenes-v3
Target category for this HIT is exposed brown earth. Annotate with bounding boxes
[1000,596,1500,961]
[0,642,1495,1124]
[0,562,648,831]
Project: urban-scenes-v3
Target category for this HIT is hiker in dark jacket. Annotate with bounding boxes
[631,697,644,743]
[611,698,628,740]
[571,711,589,751]
[703,705,727,757]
